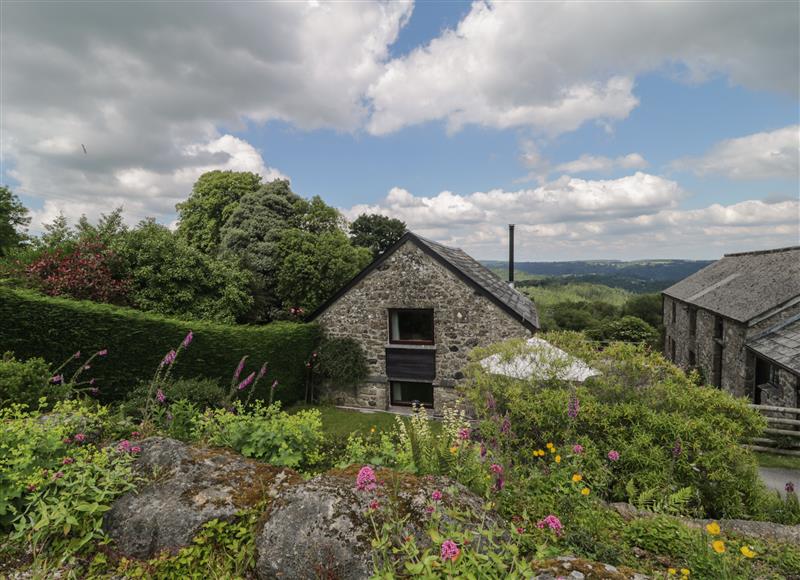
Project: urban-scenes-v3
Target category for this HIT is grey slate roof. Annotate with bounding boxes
[662,246,800,323]
[747,314,800,375]
[413,234,540,329]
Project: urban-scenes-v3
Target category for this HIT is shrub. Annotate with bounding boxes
[0,352,63,408]
[316,336,368,391]
[0,287,320,403]
[464,333,767,519]
[586,315,659,346]
[123,377,226,415]
[192,401,324,469]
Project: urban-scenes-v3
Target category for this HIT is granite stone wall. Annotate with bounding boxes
[317,239,532,412]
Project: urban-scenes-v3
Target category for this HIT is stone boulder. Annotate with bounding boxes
[255,465,505,580]
[103,437,300,559]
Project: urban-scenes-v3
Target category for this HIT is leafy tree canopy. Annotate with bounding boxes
[75,207,128,245]
[622,293,663,328]
[176,170,262,254]
[0,186,30,256]
[275,228,371,313]
[349,213,406,258]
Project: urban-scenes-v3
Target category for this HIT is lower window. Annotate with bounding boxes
[390,381,433,407]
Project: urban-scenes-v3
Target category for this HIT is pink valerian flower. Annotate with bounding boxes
[26,484,37,493]
[787,482,795,494]
[425,505,435,514]
[73,433,86,443]
[117,440,132,453]
[516,526,525,534]
[51,374,64,384]
[536,514,563,536]
[62,457,74,465]
[53,471,64,480]
[62,436,72,444]
[368,500,380,511]
[130,445,142,454]
[233,356,248,382]
[607,450,620,462]
[440,540,460,562]
[431,490,443,501]
[490,463,503,475]
[457,427,470,441]
[131,431,141,439]
[356,466,377,492]
[97,349,108,356]
[181,330,193,348]
[500,415,511,435]
[568,393,580,419]
[156,389,167,403]
[572,444,584,455]
[161,350,177,367]
[237,372,255,391]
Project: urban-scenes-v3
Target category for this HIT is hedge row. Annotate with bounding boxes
[0,287,321,403]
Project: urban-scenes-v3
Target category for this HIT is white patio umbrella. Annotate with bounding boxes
[479,336,600,382]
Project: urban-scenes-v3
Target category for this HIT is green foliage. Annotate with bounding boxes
[112,219,254,323]
[622,515,695,556]
[349,213,406,258]
[0,352,64,408]
[317,336,368,391]
[0,186,30,256]
[587,315,659,346]
[0,286,320,402]
[176,170,262,254]
[123,377,226,416]
[192,401,324,469]
[521,282,631,309]
[275,228,372,311]
[464,333,768,519]
[622,292,663,328]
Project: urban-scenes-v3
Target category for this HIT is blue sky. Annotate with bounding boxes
[3,1,798,260]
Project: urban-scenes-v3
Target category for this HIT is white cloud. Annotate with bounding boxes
[672,125,800,180]
[367,1,799,135]
[555,153,648,175]
[343,177,799,260]
[3,1,413,224]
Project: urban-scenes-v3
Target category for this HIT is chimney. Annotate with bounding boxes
[508,224,515,288]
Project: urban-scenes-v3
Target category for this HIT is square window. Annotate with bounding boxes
[389,309,434,344]
[390,381,433,407]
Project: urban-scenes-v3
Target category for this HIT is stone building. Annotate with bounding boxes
[662,246,800,407]
[309,232,539,414]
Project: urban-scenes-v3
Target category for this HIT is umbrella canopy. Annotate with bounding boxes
[479,337,600,382]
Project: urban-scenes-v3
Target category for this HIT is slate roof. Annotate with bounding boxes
[662,246,800,323]
[309,232,539,330]
[746,314,800,375]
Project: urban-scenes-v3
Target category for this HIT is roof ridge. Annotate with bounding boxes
[724,245,800,258]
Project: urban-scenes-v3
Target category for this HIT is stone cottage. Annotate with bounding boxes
[309,232,539,414]
[662,246,800,407]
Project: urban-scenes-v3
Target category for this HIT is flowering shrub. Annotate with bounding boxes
[191,401,323,469]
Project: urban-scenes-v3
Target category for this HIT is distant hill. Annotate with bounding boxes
[484,259,712,293]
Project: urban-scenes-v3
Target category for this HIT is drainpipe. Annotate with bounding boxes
[508,224,515,288]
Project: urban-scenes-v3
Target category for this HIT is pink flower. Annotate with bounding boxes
[161,350,177,367]
[62,436,72,444]
[568,393,580,419]
[572,444,584,454]
[83,364,91,370]
[432,490,443,501]
[156,389,167,403]
[258,363,268,379]
[53,471,64,479]
[130,431,141,439]
[233,356,248,382]
[786,481,795,494]
[536,514,563,536]
[607,450,620,462]
[425,505,435,514]
[62,457,74,465]
[51,374,64,384]
[97,349,108,356]
[89,387,99,395]
[490,463,503,475]
[117,440,132,453]
[516,526,525,534]
[271,379,279,391]
[26,484,37,493]
[368,500,380,511]
[237,372,255,391]
[73,433,86,443]
[130,445,142,454]
[457,427,470,441]
[181,330,193,348]
[73,351,81,359]
[440,540,460,562]
[356,466,377,492]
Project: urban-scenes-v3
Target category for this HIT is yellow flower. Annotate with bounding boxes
[550,447,556,454]
[667,569,677,576]
[740,546,756,559]
[555,455,561,463]
[581,487,590,496]
[370,426,376,434]
[712,540,726,554]
[705,521,721,536]
[572,473,583,483]
[535,449,545,457]
[681,569,690,576]
[546,442,554,449]
[449,446,458,454]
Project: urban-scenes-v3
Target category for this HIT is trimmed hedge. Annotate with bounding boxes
[0,286,320,403]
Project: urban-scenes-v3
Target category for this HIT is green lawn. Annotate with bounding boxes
[289,404,439,440]
[755,451,800,471]
[520,282,631,308]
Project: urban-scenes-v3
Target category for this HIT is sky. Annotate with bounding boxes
[2,0,799,261]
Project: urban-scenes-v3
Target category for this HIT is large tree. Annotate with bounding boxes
[349,213,406,258]
[0,186,31,255]
[176,170,262,254]
[113,219,254,323]
[275,228,372,312]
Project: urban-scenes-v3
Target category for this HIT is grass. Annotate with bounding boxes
[755,451,800,471]
[288,403,440,440]
[520,282,631,308]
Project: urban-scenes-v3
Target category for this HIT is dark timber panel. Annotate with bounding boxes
[386,348,435,381]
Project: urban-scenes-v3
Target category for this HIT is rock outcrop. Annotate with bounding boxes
[255,466,504,580]
[103,437,299,559]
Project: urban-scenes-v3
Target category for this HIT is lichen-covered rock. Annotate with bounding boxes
[255,466,505,580]
[103,437,299,559]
